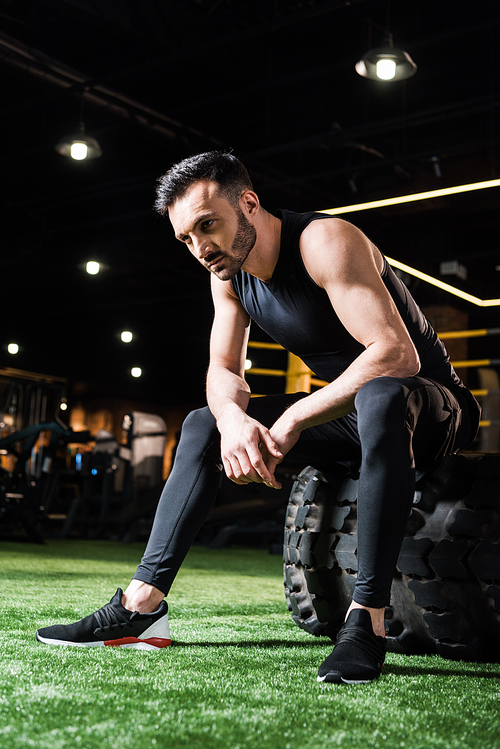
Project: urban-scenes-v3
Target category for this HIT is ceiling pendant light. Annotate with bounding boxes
[55,122,102,161]
[355,33,417,82]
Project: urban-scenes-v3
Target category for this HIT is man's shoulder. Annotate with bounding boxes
[280,211,349,254]
[301,215,354,241]
[300,218,382,289]
[300,217,365,261]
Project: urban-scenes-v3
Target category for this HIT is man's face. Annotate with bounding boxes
[169,180,257,281]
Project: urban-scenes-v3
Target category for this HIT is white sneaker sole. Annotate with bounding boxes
[36,633,171,650]
[317,674,372,684]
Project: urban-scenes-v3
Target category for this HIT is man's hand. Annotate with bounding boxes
[265,416,301,483]
[218,411,284,489]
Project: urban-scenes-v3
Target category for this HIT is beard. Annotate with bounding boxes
[212,209,257,281]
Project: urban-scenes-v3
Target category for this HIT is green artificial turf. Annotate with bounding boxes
[0,540,499,749]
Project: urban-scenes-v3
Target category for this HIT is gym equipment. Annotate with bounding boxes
[56,429,121,539]
[55,412,167,540]
[119,411,167,501]
[0,421,82,543]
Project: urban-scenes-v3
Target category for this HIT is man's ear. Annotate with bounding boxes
[239,190,260,219]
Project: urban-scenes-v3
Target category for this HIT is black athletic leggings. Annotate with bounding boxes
[134,376,478,608]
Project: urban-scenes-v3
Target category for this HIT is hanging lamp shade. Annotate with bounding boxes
[55,125,102,160]
[355,46,417,81]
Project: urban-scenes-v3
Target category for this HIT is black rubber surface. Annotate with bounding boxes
[283,453,500,661]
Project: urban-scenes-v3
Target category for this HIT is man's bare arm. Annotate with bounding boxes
[267,218,420,467]
[207,275,283,487]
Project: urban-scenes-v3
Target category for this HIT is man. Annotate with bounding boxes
[36,151,480,684]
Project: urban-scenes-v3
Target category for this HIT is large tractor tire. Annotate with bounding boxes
[283,454,500,661]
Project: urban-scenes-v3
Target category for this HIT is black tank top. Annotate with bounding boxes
[231,209,463,388]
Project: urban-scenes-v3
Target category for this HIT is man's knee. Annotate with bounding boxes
[355,377,409,414]
[355,377,413,442]
[182,405,215,429]
[178,406,219,451]
[355,378,415,461]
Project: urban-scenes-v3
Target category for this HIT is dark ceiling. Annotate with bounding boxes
[2,0,499,409]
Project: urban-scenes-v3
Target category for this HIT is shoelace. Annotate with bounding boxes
[93,601,138,630]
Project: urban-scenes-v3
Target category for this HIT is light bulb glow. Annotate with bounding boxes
[70,141,88,160]
[131,367,142,378]
[121,331,133,343]
[376,58,396,80]
[86,261,100,275]
[244,359,252,370]
[60,402,68,411]
[7,343,19,354]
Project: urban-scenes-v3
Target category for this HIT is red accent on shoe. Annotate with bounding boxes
[103,637,171,648]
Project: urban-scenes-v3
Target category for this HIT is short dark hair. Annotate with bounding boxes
[155,151,253,216]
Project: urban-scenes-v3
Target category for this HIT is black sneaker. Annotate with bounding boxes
[36,589,171,650]
[317,608,386,684]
